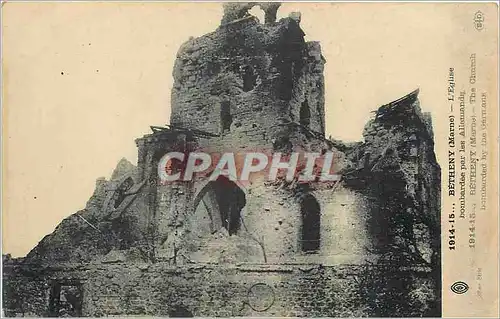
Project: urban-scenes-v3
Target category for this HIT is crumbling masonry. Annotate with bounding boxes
[3,3,441,317]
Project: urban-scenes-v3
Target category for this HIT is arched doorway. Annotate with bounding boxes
[300,194,321,252]
[194,176,246,235]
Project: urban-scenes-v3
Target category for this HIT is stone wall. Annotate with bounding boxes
[160,180,375,265]
[349,89,441,268]
[3,261,439,317]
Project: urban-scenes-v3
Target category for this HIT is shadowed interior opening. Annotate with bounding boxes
[300,194,321,252]
[220,100,232,133]
[300,98,311,127]
[195,176,246,235]
[168,305,193,317]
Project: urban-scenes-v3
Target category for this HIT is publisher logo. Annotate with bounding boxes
[473,11,484,31]
[450,281,469,294]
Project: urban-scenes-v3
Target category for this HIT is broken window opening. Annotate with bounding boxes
[409,138,420,157]
[242,65,258,92]
[300,194,321,253]
[195,176,246,235]
[220,100,232,134]
[299,99,311,127]
[48,282,83,317]
[214,176,245,235]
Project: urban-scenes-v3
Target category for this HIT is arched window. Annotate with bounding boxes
[300,194,321,252]
[193,176,246,235]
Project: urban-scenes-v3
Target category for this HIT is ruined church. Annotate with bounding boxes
[3,3,441,317]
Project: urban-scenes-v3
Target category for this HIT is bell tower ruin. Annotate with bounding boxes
[132,3,354,264]
[169,2,325,150]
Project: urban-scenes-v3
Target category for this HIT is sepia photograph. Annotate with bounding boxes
[1,2,498,317]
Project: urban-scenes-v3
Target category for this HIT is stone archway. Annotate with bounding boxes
[193,176,246,235]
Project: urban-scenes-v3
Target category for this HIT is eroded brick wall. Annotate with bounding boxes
[3,262,439,317]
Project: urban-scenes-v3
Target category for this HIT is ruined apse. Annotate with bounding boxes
[3,3,441,317]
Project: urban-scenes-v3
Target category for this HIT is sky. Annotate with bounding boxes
[2,2,496,257]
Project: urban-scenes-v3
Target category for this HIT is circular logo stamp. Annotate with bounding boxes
[451,281,469,294]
